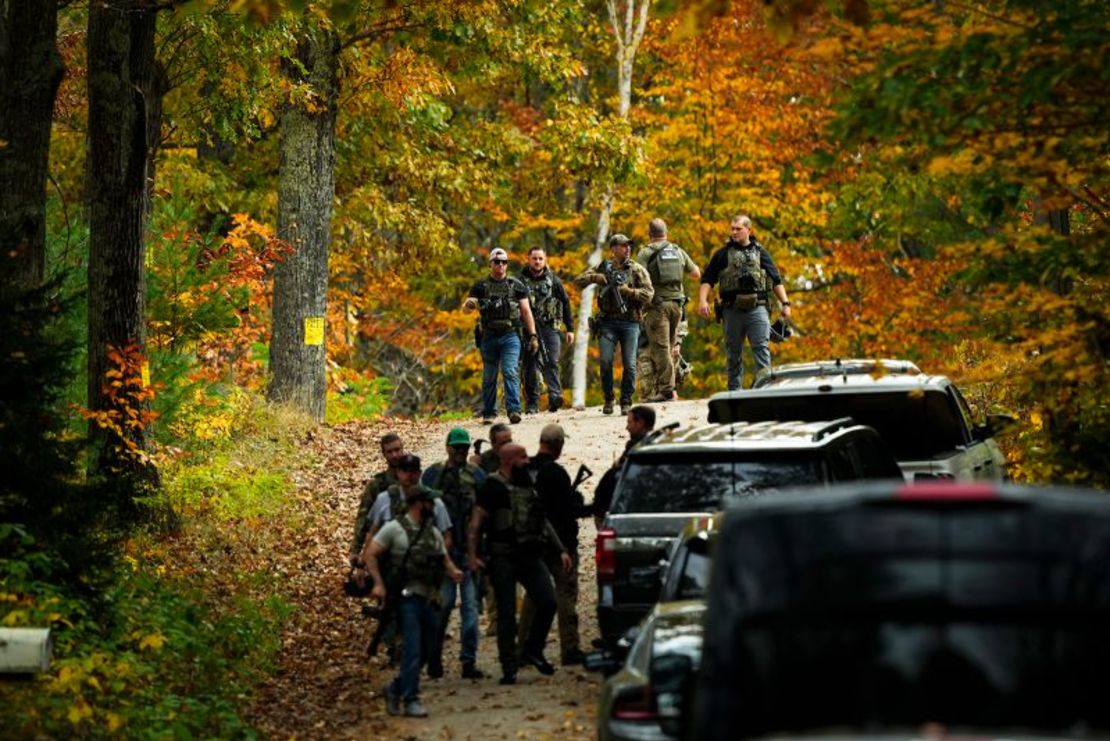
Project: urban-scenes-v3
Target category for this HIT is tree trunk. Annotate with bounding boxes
[0,0,64,295]
[86,0,159,479]
[267,26,339,422]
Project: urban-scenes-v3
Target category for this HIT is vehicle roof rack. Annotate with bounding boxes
[643,420,680,445]
[811,416,856,441]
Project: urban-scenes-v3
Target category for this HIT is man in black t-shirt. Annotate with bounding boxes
[592,405,655,528]
[467,443,572,684]
[463,248,538,424]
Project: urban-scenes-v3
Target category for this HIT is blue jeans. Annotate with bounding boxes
[389,594,438,702]
[597,319,641,402]
[480,330,522,417]
[722,305,770,390]
[433,568,479,667]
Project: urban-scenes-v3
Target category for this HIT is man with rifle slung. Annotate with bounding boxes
[360,454,462,719]
[518,424,594,665]
[519,247,574,413]
[574,234,654,415]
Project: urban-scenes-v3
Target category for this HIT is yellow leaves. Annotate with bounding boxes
[67,700,94,725]
[107,712,124,732]
[2,610,27,626]
[806,37,844,61]
[139,632,166,651]
[926,149,988,177]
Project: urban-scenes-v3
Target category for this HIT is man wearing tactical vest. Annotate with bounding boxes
[635,219,701,402]
[519,247,575,414]
[463,248,539,425]
[366,454,454,543]
[574,234,655,415]
[471,422,512,474]
[421,428,487,680]
[467,443,573,685]
[698,215,792,390]
[360,455,463,719]
[349,432,405,566]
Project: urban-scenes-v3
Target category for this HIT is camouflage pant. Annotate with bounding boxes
[639,311,690,399]
[639,301,683,399]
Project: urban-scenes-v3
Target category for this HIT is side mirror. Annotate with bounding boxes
[584,650,622,677]
[618,625,641,650]
[651,653,694,736]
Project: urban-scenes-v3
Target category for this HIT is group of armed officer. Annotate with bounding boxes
[463,214,793,419]
[349,422,592,718]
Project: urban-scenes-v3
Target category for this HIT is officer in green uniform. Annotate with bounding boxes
[422,428,486,680]
[349,432,405,566]
[467,443,573,684]
[698,215,792,390]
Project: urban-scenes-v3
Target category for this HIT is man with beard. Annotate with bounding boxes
[349,432,405,565]
[519,247,574,413]
[360,455,463,718]
[592,405,656,528]
[467,443,573,684]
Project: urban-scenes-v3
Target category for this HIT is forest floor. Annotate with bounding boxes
[247,397,707,739]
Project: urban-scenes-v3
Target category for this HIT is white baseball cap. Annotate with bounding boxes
[489,248,509,262]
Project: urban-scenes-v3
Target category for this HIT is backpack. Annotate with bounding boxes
[396,516,446,590]
[718,243,767,308]
[646,242,685,291]
[479,277,522,334]
[487,472,546,554]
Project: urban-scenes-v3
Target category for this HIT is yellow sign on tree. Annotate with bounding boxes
[303,317,325,346]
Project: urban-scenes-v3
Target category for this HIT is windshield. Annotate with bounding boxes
[610,454,825,514]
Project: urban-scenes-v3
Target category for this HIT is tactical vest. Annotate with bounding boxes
[387,484,439,520]
[429,462,480,551]
[523,270,560,326]
[597,261,636,319]
[478,278,522,334]
[487,472,546,555]
[646,242,685,292]
[395,516,446,590]
[718,244,768,307]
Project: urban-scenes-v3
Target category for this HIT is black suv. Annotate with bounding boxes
[594,419,902,645]
[690,482,1110,740]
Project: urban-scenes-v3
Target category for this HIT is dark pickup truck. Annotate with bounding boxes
[594,419,902,646]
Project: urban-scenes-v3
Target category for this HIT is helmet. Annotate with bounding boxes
[769,318,793,343]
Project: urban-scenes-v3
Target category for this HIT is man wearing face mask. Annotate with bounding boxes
[467,443,573,684]
[360,454,463,718]
[422,428,487,680]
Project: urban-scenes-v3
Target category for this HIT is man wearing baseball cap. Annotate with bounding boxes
[422,428,487,680]
[463,249,538,425]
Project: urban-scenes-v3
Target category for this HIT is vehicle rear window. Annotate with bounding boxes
[610,454,825,514]
[677,548,711,599]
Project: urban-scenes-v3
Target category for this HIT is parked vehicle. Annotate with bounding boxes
[690,481,1110,740]
[595,419,901,645]
[708,359,1012,482]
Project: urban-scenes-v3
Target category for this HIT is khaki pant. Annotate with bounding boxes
[518,551,579,660]
[640,301,683,399]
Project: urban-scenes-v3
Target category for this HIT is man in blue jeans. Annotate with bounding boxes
[464,248,538,424]
[361,455,462,718]
[575,234,654,415]
[421,428,486,680]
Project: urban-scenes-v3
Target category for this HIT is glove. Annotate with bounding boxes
[528,335,540,355]
[618,284,635,298]
[592,274,608,286]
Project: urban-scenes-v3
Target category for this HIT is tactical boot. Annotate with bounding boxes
[462,663,486,679]
[509,412,522,424]
[620,400,631,415]
[499,672,517,685]
[403,700,429,718]
[548,396,563,413]
[522,651,556,676]
[383,684,401,716]
[561,649,587,666]
[427,658,444,679]
[602,398,615,415]
[525,405,539,415]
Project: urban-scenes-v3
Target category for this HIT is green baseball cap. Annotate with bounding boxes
[446,427,471,446]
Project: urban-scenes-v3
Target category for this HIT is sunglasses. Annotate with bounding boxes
[491,259,508,265]
[450,444,470,453]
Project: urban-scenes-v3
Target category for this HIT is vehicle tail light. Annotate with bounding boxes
[611,686,657,721]
[895,482,998,501]
[596,528,617,582]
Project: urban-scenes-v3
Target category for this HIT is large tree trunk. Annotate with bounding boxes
[86,0,160,480]
[268,26,339,422]
[0,0,64,295]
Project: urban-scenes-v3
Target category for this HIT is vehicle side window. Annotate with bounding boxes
[678,545,712,600]
[948,387,975,443]
[853,438,903,479]
[827,445,859,482]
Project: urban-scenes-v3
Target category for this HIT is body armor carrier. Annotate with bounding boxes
[478,278,522,334]
[487,472,546,555]
[597,261,636,319]
[524,270,559,326]
[646,242,685,292]
[395,515,445,591]
[429,462,480,552]
[718,243,768,309]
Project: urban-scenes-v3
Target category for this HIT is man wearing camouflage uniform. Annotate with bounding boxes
[698,215,792,390]
[635,219,700,402]
[519,247,574,413]
[574,234,654,415]
[349,432,405,566]
[422,428,486,680]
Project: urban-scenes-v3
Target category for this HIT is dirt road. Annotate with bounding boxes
[355,398,707,739]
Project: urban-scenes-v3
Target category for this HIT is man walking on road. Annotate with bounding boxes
[636,219,700,402]
[464,248,538,424]
[349,432,405,565]
[468,443,573,684]
[518,424,591,666]
[574,234,654,416]
[698,215,792,390]
[519,247,574,413]
[422,428,487,680]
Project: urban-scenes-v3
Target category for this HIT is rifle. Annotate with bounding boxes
[532,331,553,372]
[570,464,594,518]
[366,518,430,657]
[599,263,630,316]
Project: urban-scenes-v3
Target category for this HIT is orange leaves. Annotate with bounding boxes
[81,344,161,467]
